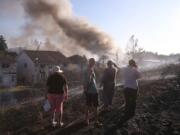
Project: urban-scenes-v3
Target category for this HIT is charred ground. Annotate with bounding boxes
[0,65,180,135]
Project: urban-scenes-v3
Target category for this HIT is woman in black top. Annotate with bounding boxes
[46,66,68,127]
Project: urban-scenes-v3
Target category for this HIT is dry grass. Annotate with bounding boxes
[0,86,27,93]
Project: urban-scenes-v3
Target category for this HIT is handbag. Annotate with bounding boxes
[43,99,51,112]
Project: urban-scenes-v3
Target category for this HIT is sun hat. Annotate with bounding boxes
[53,66,63,73]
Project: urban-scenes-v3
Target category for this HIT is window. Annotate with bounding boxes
[24,63,27,68]
[40,64,45,68]
[2,63,9,68]
[12,75,15,82]
[0,76,2,83]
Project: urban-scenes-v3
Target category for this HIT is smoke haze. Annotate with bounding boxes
[5,0,118,57]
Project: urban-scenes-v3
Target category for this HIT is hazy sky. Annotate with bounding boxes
[0,0,180,55]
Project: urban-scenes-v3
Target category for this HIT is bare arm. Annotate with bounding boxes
[82,68,89,93]
[135,69,141,79]
[100,70,106,87]
[64,84,68,100]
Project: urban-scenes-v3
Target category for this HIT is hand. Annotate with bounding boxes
[64,90,68,101]
[64,94,68,101]
[82,90,87,99]
[83,86,88,91]
[99,83,102,88]
[45,94,48,100]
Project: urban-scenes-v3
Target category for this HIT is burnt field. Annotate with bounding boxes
[0,76,180,135]
[56,78,180,135]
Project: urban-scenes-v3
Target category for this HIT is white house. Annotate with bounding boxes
[17,50,67,85]
[0,51,17,87]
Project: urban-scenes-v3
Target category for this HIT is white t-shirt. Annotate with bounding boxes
[122,66,141,89]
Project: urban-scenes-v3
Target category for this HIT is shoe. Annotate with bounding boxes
[102,105,108,111]
[84,120,90,126]
[94,121,103,128]
[52,121,58,127]
[59,122,64,127]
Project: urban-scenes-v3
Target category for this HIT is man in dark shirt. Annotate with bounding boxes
[46,66,68,127]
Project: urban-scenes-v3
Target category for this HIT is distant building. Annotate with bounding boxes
[17,50,67,85]
[141,59,162,69]
[0,51,17,87]
[68,55,87,65]
[65,55,87,86]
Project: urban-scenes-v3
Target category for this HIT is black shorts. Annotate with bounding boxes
[85,93,99,107]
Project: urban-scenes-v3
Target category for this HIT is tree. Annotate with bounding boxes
[0,35,8,51]
[126,35,144,63]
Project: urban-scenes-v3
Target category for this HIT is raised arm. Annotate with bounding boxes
[100,69,106,87]
[64,84,68,100]
[135,69,141,80]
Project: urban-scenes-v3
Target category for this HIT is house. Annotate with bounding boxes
[65,55,87,84]
[17,50,67,85]
[68,55,87,65]
[67,55,87,71]
[0,51,17,87]
[141,59,162,69]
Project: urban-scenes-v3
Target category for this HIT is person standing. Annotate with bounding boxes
[83,58,101,126]
[46,66,68,127]
[100,60,117,110]
[122,59,141,119]
[104,59,141,135]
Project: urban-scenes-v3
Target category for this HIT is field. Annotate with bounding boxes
[0,65,180,135]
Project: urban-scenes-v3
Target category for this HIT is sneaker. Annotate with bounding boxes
[59,122,64,127]
[52,121,58,127]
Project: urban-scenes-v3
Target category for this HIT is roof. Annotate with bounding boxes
[68,55,87,65]
[24,50,67,65]
[0,51,16,64]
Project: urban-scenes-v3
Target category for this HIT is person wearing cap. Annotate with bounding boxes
[82,58,102,126]
[122,59,141,119]
[100,60,117,110]
[46,66,68,127]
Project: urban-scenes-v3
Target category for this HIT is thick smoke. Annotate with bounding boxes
[21,0,116,56]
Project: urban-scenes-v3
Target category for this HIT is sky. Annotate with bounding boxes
[0,0,180,55]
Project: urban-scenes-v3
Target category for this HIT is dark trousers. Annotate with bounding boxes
[103,83,115,106]
[105,87,138,133]
[123,88,138,119]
